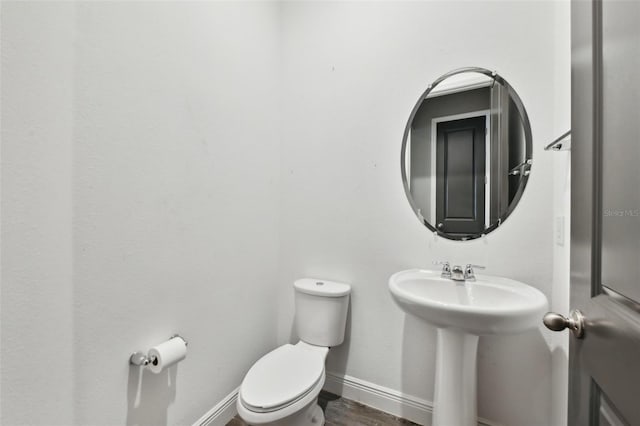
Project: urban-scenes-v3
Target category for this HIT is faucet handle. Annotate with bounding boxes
[433,260,451,270]
[464,264,484,280]
[465,264,485,270]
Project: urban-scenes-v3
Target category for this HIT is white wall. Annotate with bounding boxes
[1,3,76,424]
[1,2,281,425]
[277,2,570,426]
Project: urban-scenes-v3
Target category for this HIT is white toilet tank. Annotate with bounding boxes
[294,278,351,347]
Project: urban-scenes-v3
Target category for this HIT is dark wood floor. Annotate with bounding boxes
[227,391,420,426]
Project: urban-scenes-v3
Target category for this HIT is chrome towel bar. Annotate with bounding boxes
[545,130,571,151]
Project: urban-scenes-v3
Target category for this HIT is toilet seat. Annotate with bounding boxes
[239,343,325,413]
[237,371,325,425]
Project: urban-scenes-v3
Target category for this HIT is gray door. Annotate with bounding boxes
[435,116,486,235]
[564,1,640,424]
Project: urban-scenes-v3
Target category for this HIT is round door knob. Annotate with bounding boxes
[543,313,571,331]
[437,223,444,229]
[543,310,585,338]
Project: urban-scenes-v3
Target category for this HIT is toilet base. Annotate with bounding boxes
[311,403,325,425]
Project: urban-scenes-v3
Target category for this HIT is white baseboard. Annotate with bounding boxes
[323,372,501,426]
[193,374,501,426]
[193,387,238,426]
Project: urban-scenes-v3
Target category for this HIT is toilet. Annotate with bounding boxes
[237,278,351,426]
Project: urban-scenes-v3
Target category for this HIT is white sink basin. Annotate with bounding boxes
[389,269,548,335]
[389,268,548,426]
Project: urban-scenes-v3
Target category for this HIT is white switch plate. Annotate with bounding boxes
[555,216,565,246]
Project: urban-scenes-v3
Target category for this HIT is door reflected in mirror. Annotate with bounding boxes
[401,68,532,240]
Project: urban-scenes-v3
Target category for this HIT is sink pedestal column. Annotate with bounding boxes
[433,328,479,426]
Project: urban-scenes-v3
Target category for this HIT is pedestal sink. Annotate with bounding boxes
[389,269,548,426]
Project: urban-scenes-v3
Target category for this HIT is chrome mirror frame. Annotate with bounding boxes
[400,67,533,241]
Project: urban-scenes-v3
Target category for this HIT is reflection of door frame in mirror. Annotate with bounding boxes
[430,110,491,229]
[427,73,494,98]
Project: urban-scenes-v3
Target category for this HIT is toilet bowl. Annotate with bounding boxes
[237,278,351,426]
[237,342,328,425]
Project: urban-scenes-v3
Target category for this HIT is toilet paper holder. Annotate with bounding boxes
[129,334,188,367]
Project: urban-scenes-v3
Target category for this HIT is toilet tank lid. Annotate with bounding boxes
[294,278,351,297]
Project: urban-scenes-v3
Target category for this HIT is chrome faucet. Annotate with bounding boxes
[451,265,465,281]
[434,261,485,282]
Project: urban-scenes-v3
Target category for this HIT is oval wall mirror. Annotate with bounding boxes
[401,67,532,241]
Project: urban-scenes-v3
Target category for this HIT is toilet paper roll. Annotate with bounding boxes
[148,336,187,374]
